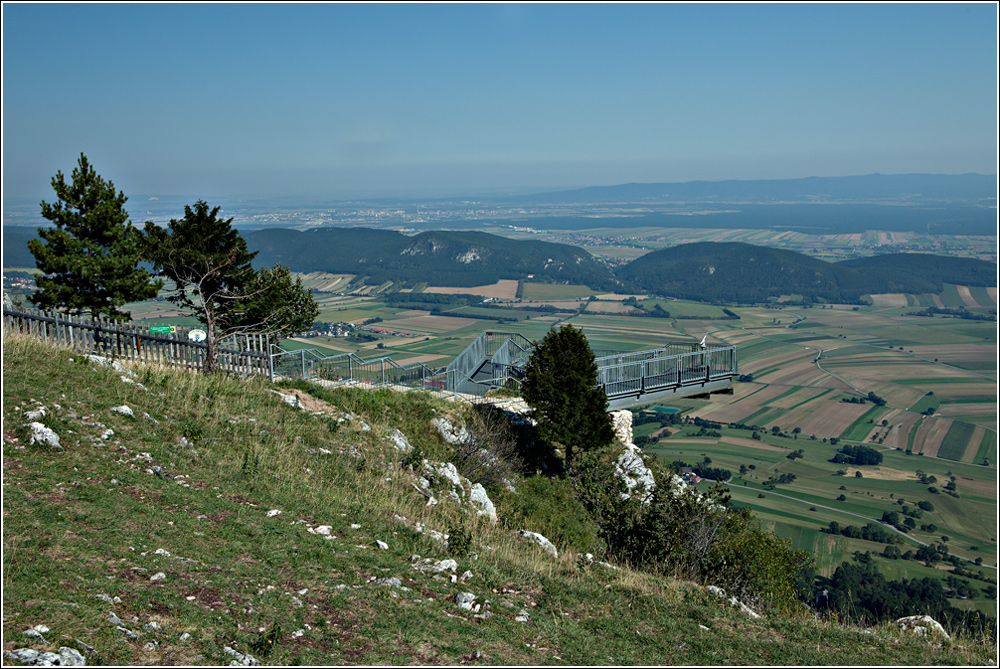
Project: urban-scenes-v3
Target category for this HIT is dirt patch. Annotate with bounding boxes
[868,293,909,307]
[388,315,485,332]
[391,354,447,365]
[205,510,231,524]
[282,388,340,414]
[843,465,916,481]
[423,279,519,299]
[955,285,981,308]
[719,436,787,452]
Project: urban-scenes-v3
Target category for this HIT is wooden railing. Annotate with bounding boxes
[2,304,269,377]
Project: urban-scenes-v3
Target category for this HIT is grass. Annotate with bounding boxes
[3,333,996,665]
[520,283,595,300]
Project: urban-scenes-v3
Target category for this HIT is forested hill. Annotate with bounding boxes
[616,242,998,304]
[243,227,616,289]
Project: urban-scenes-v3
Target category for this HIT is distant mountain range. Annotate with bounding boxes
[6,224,996,305]
[511,173,997,204]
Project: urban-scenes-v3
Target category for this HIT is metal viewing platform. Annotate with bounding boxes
[442,331,737,410]
[268,330,736,410]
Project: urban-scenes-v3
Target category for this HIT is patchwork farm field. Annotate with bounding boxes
[644,424,996,613]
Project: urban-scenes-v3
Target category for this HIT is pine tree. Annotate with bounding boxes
[144,200,258,372]
[521,324,614,471]
[28,153,162,319]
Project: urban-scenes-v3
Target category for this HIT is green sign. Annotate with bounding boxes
[150,326,175,333]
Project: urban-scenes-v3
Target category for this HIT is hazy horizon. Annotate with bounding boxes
[3,3,997,201]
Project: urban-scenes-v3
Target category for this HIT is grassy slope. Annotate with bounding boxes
[2,334,995,666]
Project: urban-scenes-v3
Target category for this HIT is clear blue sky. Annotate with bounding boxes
[3,2,997,200]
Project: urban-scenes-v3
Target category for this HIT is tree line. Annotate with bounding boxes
[25,153,318,372]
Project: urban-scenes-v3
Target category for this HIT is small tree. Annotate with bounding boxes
[521,324,613,471]
[145,201,257,371]
[145,201,315,372]
[28,153,161,318]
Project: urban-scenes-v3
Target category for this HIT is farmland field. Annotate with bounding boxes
[520,282,595,300]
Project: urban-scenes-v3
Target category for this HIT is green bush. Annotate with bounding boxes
[446,525,472,557]
[499,475,598,554]
[571,452,812,615]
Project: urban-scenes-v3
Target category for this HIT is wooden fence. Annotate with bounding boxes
[2,304,270,378]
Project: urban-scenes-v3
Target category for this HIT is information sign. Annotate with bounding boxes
[149,326,175,333]
[189,329,207,342]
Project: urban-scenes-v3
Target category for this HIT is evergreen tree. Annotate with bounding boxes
[28,153,162,319]
[521,325,614,471]
[144,200,259,372]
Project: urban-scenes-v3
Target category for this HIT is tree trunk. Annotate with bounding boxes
[204,306,219,373]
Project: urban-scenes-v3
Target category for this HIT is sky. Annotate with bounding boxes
[2,2,997,200]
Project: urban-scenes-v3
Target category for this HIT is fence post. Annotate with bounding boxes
[268,348,274,384]
[301,349,306,379]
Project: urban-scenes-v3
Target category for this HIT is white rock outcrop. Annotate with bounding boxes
[84,354,135,377]
[706,585,762,619]
[387,429,413,453]
[417,457,497,521]
[29,422,62,450]
[609,409,656,503]
[517,530,558,558]
[896,615,950,639]
[268,390,300,409]
[432,417,469,445]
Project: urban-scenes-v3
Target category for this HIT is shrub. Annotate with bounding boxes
[446,525,472,557]
[571,453,811,615]
[449,405,524,492]
[499,475,598,554]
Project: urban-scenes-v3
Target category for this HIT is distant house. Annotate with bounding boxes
[679,466,701,483]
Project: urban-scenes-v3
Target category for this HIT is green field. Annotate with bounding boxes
[940,422,978,461]
[640,298,730,318]
[520,282,595,300]
[840,406,890,441]
[647,427,997,614]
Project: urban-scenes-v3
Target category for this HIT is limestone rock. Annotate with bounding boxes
[432,417,469,445]
[468,483,497,520]
[268,390,301,409]
[24,406,47,421]
[517,530,558,558]
[222,646,259,666]
[454,592,477,610]
[28,422,62,450]
[706,585,761,619]
[897,615,950,639]
[387,429,413,453]
[110,405,134,418]
[615,447,656,504]
[84,355,135,376]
